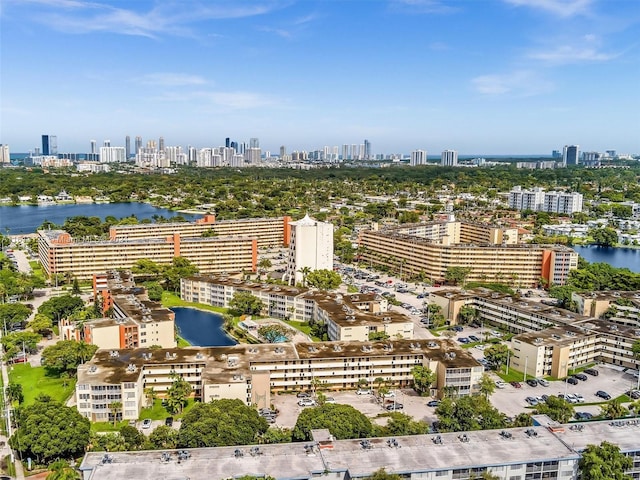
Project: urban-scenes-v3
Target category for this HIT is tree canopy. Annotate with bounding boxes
[578,441,633,480]
[178,399,268,447]
[534,396,574,423]
[41,340,98,374]
[435,395,507,432]
[292,404,374,441]
[10,394,90,464]
[228,291,264,316]
[484,344,511,370]
[305,269,342,290]
[38,295,85,323]
[0,302,32,332]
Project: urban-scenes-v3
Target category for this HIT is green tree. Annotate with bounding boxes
[484,344,511,370]
[479,373,496,399]
[590,227,618,247]
[435,395,507,432]
[148,425,179,449]
[457,305,477,325]
[109,401,123,426]
[46,460,81,480]
[178,399,268,447]
[9,394,90,464]
[144,281,164,301]
[534,396,574,423]
[0,303,32,332]
[511,413,533,427]
[381,412,430,436]
[163,256,199,292]
[444,266,472,287]
[1,330,42,360]
[305,269,342,290]
[632,339,640,373]
[292,403,374,441]
[119,425,146,450]
[578,441,633,480]
[260,427,292,444]
[132,259,164,279]
[28,313,54,335]
[38,295,85,323]
[228,291,264,316]
[6,382,24,404]
[410,365,436,396]
[367,468,402,480]
[41,340,99,374]
[71,278,81,295]
[166,373,192,414]
[600,399,628,420]
[297,266,312,287]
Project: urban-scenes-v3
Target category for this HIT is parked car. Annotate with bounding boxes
[382,391,396,398]
[565,377,579,385]
[510,381,522,388]
[385,403,404,411]
[526,379,538,387]
[452,326,464,332]
[575,411,593,420]
[297,392,311,398]
[525,396,538,406]
[596,390,611,400]
[142,419,152,429]
[573,373,588,381]
[165,417,174,427]
[458,337,470,344]
[468,335,480,342]
[356,388,372,395]
[573,393,585,403]
[298,398,316,407]
[627,390,640,400]
[537,379,550,387]
[324,397,336,404]
[427,400,440,407]
[584,368,599,376]
[495,381,508,389]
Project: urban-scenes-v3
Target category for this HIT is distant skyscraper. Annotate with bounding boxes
[249,137,259,148]
[410,150,427,166]
[280,145,286,159]
[230,141,238,151]
[0,144,10,164]
[90,140,97,154]
[103,140,111,147]
[441,149,458,167]
[42,135,57,156]
[158,137,165,153]
[552,150,562,158]
[125,136,131,159]
[135,136,142,155]
[606,150,616,158]
[364,139,371,160]
[225,137,230,148]
[562,145,579,166]
[342,144,349,161]
[351,144,358,160]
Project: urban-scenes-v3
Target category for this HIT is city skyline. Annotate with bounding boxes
[1,0,639,154]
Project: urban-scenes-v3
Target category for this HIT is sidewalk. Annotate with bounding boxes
[0,331,25,480]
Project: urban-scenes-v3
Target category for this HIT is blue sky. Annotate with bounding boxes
[1,0,639,155]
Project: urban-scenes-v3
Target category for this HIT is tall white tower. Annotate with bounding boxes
[441,149,458,166]
[285,214,334,286]
[410,150,427,166]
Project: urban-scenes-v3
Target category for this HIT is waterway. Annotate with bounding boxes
[572,245,640,272]
[172,307,237,347]
[0,202,199,234]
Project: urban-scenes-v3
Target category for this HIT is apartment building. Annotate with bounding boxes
[284,214,334,285]
[79,420,640,480]
[60,271,176,349]
[180,276,415,342]
[37,229,257,280]
[109,215,292,248]
[573,290,640,328]
[359,223,578,286]
[508,186,583,214]
[428,288,640,377]
[75,339,482,422]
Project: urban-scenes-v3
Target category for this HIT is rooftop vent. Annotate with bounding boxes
[195,353,204,360]
[360,439,373,450]
[432,435,443,444]
[458,434,469,443]
[274,347,285,354]
[333,344,342,352]
[427,342,438,348]
[126,364,137,373]
[386,438,400,448]
[109,351,119,358]
[88,366,98,374]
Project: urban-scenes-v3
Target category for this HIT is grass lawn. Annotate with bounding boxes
[495,367,532,384]
[281,319,322,341]
[29,261,45,281]
[139,399,198,421]
[90,421,129,433]
[8,364,76,405]
[162,292,228,315]
[176,335,191,347]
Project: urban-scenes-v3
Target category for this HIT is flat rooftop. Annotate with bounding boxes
[80,420,640,480]
[186,275,308,297]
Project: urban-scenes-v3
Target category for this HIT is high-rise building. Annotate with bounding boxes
[249,137,259,148]
[125,136,131,159]
[244,147,261,165]
[552,150,562,158]
[351,144,358,160]
[103,140,111,147]
[364,139,371,160]
[99,147,126,163]
[134,136,142,155]
[0,144,10,164]
[342,144,349,161]
[90,140,97,155]
[158,137,165,153]
[279,145,286,159]
[562,145,579,166]
[225,137,230,148]
[285,214,334,286]
[42,135,57,156]
[410,150,427,166]
[441,149,458,166]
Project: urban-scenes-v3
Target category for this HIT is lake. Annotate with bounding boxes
[0,202,199,234]
[572,245,640,272]
[172,307,237,347]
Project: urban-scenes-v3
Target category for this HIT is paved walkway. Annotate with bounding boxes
[0,330,24,479]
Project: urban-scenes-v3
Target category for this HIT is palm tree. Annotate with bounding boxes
[108,401,122,426]
[298,266,312,287]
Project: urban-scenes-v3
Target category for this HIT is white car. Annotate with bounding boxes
[325,397,336,404]
[382,391,396,398]
[573,393,585,403]
[298,398,316,407]
[356,388,372,395]
[537,379,550,387]
[495,381,508,389]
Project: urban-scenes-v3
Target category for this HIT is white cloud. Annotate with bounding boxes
[471,70,554,96]
[258,26,292,39]
[134,73,208,87]
[389,0,459,14]
[528,44,618,63]
[503,0,593,17]
[151,89,280,110]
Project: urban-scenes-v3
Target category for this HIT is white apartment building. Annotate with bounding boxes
[441,149,458,167]
[0,144,9,164]
[410,149,427,166]
[285,214,334,286]
[508,186,583,214]
[99,146,126,163]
